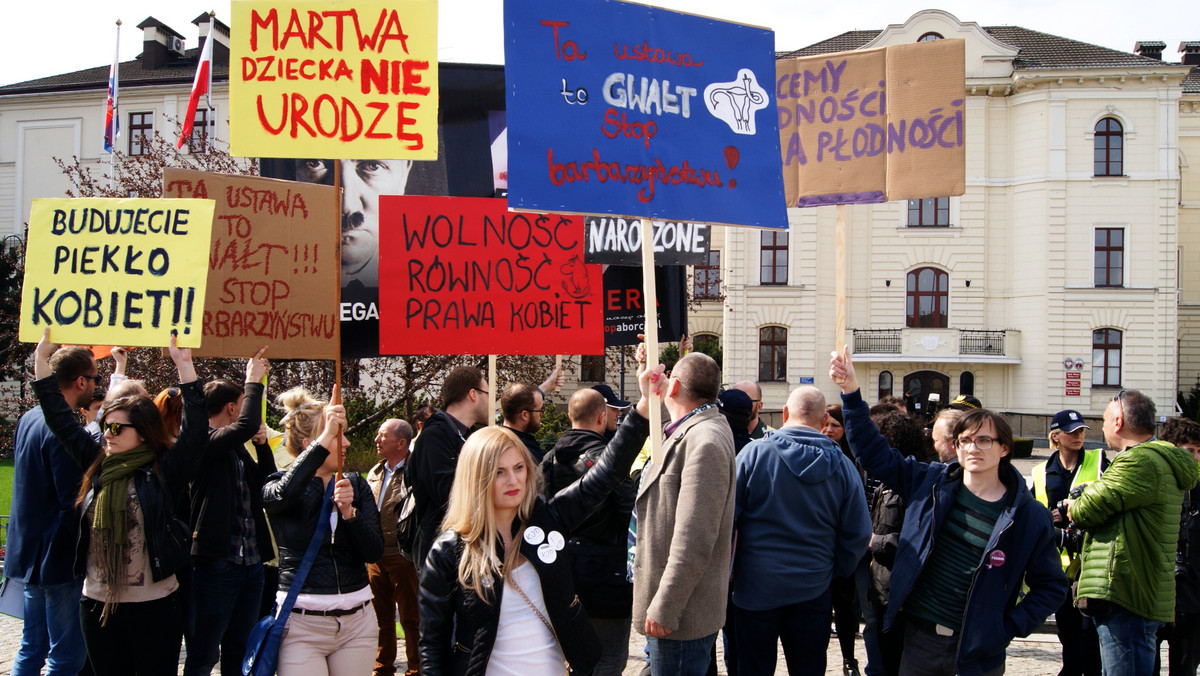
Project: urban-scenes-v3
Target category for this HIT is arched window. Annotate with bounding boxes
[1092,329,1122,387]
[1094,118,1124,176]
[959,371,975,396]
[879,371,894,401]
[906,267,949,328]
[758,326,787,382]
[918,32,944,42]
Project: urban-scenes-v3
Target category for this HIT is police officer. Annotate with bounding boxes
[1033,410,1108,676]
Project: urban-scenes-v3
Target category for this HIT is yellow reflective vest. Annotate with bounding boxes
[1033,448,1105,575]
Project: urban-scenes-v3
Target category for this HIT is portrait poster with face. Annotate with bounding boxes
[260,64,507,358]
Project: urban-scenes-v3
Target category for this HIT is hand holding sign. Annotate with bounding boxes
[168,331,198,384]
[829,346,859,395]
[34,328,58,381]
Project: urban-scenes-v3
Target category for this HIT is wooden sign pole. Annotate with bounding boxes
[333,161,344,479]
[639,218,662,467]
[488,355,498,426]
[554,355,563,392]
[833,205,847,384]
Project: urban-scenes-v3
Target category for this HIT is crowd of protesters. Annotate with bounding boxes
[8,330,1200,676]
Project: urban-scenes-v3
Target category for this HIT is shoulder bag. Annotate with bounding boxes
[242,479,335,676]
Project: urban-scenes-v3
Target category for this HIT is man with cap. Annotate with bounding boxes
[732,380,773,439]
[592,383,631,442]
[718,389,755,454]
[1033,410,1107,676]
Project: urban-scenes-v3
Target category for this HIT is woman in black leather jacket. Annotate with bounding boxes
[262,387,384,675]
[419,362,660,676]
[32,330,207,675]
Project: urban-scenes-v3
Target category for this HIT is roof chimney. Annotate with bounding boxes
[193,14,231,65]
[1134,41,1166,61]
[137,17,186,70]
[1182,42,1200,66]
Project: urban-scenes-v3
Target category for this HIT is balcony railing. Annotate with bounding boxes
[960,330,1006,356]
[853,329,902,354]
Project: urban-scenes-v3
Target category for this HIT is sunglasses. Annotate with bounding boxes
[82,374,102,385]
[101,421,136,437]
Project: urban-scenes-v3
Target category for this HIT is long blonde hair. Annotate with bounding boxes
[441,426,539,602]
[277,387,327,457]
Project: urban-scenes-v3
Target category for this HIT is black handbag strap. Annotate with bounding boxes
[274,479,336,620]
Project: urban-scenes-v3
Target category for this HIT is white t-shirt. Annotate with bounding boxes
[486,561,566,676]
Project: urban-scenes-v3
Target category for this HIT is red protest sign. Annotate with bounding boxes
[378,196,604,355]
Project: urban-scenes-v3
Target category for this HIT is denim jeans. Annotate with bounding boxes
[734,588,832,676]
[1094,603,1162,676]
[13,579,87,676]
[647,632,716,676]
[183,558,265,676]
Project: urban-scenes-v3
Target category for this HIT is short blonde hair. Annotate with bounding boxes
[442,426,539,601]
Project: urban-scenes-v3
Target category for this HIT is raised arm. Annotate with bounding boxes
[832,346,933,500]
[546,361,661,529]
[31,329,101,468]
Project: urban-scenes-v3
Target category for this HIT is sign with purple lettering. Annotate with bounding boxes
[503,0,786,229]
[777,39,966,207]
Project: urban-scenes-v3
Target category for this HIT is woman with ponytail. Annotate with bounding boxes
[31,330,207,675]
[262,387,384,675]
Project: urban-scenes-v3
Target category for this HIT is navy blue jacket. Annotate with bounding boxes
[842,389,1067,676]
[6,405,84,585]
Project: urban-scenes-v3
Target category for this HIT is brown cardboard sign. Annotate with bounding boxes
[777,39,965,207]
[163,169,340,359]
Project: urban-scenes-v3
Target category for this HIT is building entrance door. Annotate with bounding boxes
[904,371,950,422]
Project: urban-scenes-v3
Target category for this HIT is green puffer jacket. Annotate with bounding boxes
[1071,440,1200,622]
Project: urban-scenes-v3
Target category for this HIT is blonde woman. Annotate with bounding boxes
[419,362,661,676]
[262,388,384,676]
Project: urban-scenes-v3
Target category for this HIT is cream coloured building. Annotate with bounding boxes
[0,16,233,238]
[685,11,1196,422]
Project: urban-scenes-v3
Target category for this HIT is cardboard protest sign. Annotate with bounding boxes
[503,0,786,229]
[602,264,687,347]
[19,198,215,348]
[584,216,709,265]
[163,169,340,359]
[229,0,439,159]
[377,196,604,355]
[777,39,966,207]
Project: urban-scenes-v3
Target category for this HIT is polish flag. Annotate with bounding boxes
[178,30,213,149]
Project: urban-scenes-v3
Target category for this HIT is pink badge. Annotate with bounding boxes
[988,550,1006,568]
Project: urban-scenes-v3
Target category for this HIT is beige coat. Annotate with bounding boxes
[632,406,736,640]
[366,458,407,558]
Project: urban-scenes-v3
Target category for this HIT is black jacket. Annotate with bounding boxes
[540,428,636,618]
[418,410,649,676]
[189,382,275,560]
[33,376,207,584]
[506,425,545,464]
[407,410,469,566]
[262,441,384,594]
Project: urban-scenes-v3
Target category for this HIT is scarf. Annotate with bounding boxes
[93,444,157,623]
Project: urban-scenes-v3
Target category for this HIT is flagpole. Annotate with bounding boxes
[109,19,121,192]
[205,12,215,114]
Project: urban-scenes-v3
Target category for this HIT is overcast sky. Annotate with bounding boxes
[2,0,1196,86]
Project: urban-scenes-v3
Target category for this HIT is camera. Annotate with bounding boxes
[1053,483,1091,555]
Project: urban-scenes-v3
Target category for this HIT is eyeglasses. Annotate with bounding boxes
[101,422,135,436]
[474,387,489,395]
[82,374,102,385]
[526,408,544,414]
[955,436,997,450]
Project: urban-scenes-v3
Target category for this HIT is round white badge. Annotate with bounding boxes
[524,526,545,545]
[538,543,557,564]
[547,531,565,551]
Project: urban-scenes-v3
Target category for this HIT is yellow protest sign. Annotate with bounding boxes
[19,198,216,348]
[229,0,439,160]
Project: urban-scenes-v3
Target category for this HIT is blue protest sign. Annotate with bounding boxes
[504,0,787,229]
